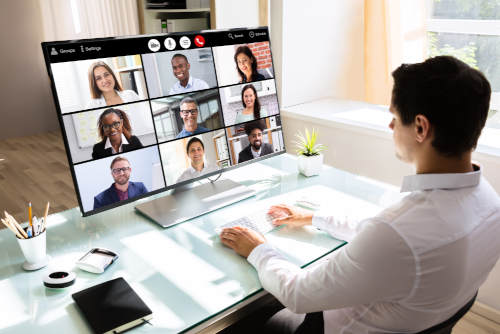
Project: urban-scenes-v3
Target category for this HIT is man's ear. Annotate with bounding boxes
[414,114,431,143]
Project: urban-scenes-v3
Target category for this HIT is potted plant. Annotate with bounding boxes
[294,128,326,177]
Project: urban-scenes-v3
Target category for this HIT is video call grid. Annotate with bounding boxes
[46,32,283,215]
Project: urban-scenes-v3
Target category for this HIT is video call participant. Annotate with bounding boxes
[220,56,500,333]
[176,97,210,139]
[86,61,141,109]
[93,156,148,210]
[238,120,273,163]
[176,137,218,183]
[92,108,143,159]
[235,84,268,124]
[234,45,265,83]
[169,54,209,95]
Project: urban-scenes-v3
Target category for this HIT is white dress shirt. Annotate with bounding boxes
[104,134,129,154]
[176,162,218,183]
[169,76,209,95]
[251,146,262,159]
[86,90,141,109]
[248,167,500,333]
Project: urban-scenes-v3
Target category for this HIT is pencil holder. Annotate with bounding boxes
[17,229,49,271]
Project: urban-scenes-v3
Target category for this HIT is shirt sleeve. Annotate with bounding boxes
[247,221,415,314]
[312,210,370,242]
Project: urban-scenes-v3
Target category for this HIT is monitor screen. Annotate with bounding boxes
[42,27,285,216]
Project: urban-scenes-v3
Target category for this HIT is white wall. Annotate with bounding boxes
[215,0,259,29]
[271,0,365,108]
[0,0,60,140]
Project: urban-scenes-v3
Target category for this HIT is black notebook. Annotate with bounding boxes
[72,277,153,334]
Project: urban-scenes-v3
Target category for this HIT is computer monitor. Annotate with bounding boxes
[41,27,285,224]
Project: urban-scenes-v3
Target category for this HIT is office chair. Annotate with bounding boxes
[414,292,477,334]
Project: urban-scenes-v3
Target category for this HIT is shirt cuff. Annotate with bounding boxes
[247,242,274,267]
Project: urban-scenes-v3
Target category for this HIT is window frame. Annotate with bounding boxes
[427,18,500,110]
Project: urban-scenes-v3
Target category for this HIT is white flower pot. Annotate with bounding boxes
[297,154,323,177]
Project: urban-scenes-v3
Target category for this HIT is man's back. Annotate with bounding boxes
[323,171,500,333]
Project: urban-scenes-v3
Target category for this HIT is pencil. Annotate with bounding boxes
[28,202,33,235]
[4,211,28,239]
[1,218,23,239]
[42,202,50,232]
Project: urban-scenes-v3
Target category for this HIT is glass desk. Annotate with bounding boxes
[0,154,401,333]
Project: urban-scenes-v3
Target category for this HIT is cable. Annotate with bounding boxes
[207,169,223,183]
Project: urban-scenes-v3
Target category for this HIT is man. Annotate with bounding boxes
[169,54,209,95]
[175,97,210,139]
[220,56,500,333]
[93,156,148,210]
[238,120,274,163]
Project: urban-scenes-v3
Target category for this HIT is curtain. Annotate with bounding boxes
[364,0,427,105]
[39,0,139,42]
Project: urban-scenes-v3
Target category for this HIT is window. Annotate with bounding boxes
[427,0,500,149]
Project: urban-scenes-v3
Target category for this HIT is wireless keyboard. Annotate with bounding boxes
[215,212,276,235]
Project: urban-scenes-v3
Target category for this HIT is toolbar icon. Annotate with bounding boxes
[50,48,58,56]
[164,37,176,50]
[179,36,191,49]
[148,39,161,52]
[194,35,205,47]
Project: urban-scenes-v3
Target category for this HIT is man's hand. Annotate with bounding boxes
[268,204,314,227]
[220,227,265,258]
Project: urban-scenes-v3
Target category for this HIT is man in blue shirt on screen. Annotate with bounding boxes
[169,54,209,95]
[176,97,210,139]
[93,156,148,210]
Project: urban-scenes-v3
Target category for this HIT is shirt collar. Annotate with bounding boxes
[179,76,193,88]
[400,164,481,192]
[104,133,129,153]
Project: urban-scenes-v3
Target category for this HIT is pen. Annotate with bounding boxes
[28,202,33,235]
[33,217,39,236]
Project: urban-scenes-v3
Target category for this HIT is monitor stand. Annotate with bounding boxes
[134,179,256,228]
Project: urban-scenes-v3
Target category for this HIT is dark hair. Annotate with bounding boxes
[234,45,259,83]
[391,55,491,156]
[186,137,204,154]
[244,120,265,136]
[241,84,261,119]
[171,53,189,63]
[110,156,129,169]
[88,61,122,99]
[97,108,132,140]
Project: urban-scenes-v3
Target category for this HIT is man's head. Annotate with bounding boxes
[179,97,199,132]
[171,54,190,86]
[110,156,131,186]
[390,55,491,162]
[244,120,265,151]
[186,137,205,167]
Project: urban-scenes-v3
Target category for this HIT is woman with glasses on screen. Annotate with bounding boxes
[92,108,143,159]
[234,46,266,83]
[86,61,141,109]
[176,137,218,183]
[234,84,268,124]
